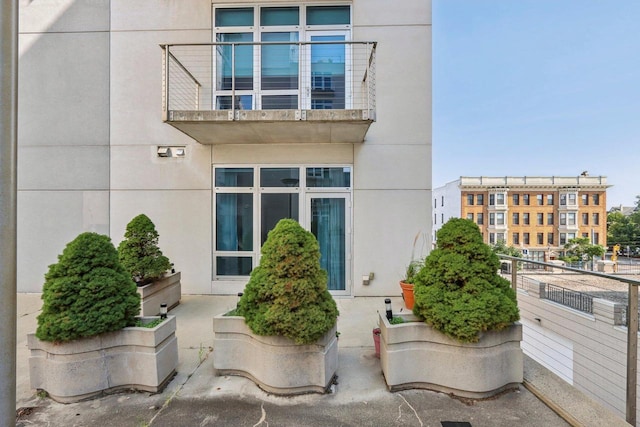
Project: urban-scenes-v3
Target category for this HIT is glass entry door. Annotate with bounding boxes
[305,193,350,295]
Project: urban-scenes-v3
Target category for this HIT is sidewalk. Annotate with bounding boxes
[15,294,630,426]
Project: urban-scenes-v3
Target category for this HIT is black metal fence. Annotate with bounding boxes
[545,283,594,314]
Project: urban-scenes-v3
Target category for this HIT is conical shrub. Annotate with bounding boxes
[36,232,141,342]
[237,219,338,344]
[117,214,171,285]
[413,218,519,343]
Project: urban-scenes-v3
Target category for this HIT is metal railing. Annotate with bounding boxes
[500,254,640,425]
[161,41,377,115]
[545,283,593,314]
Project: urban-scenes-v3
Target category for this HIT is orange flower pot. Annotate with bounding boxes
[399,281,414,310]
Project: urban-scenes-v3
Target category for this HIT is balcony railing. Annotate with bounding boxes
[161,41,376,119]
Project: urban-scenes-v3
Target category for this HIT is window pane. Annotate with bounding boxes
[307,6,350,25]
[260,168,300,187]
[216,256,253,276]
[261,32,299,90]
[216,193,253,251]
[215,168,254,187]
[216,7,254,27]
[306,167,350,187]
[311,35,345,109]
[261,7,299,26]
[216,95,253,110]
[261,194,299,245]
[262,95,298,109]
[216,33,253,90]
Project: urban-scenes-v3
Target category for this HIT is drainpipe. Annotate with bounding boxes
[0,1,18,424]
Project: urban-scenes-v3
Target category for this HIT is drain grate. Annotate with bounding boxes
[441,422,472,427]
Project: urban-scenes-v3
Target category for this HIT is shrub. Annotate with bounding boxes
[36,232,141,342]
[117,214,171,285]
[413,218,519,343]
[236,219,339,344]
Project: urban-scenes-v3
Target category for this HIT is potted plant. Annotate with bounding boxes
[118,213,181,316]
[28,232,178,403]
[213,219,339,394]
[380,218,523,398]
[399,232,425,309]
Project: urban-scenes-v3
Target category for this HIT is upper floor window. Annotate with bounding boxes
[537,194,543,205]
[496,193,505,205]
[568,194,577,205]
[512,212,519,225]
[582,213,588,225]
[477,213,484,225]
[592,194,600,205]
[467,194,474,205]
[441,196,444,207]
[496,212,505,225]
[213,5,352,111]
[592,213,600,225]
[477,194,484,205]
[523,194,530,205]
[547,213,554,225]
[537,213,544,225]
[581,194,589,205]
[547,194,554,205]
[523,212,530,225]
[512,194,519,205]
[467,213,474,221]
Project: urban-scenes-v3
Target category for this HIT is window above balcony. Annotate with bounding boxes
[162,5,376,145]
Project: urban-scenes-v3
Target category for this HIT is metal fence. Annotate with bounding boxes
[161,41,377,114]
[545,283,594,314]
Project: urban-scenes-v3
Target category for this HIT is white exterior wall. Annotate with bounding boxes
[432,179,461,243]
[17,0,432,296]
[517,279,636,421]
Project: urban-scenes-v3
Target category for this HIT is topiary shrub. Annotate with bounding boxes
[236,219,339,345]
[117,214,171,285]
[412,218,519,343]
[36,232,141,342]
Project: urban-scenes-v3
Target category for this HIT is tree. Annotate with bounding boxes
[118,214,172,285]
[412,218,519,343]
[236,219,338,345]
[562,237,605,263]
[36,232,140,342]
[491,240,523,258]
[607,211,640,248]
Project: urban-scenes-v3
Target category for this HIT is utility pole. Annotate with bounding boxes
[0,1,18,425]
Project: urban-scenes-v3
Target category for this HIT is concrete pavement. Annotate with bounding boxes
[15,294,630,426]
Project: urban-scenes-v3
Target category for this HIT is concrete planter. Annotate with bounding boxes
[137,272,181,316]
[212,314,338,395]
[379,312,523,398]
[28,315,178,403]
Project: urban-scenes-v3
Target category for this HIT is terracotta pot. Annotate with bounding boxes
[373,328,381,358]
[399,281,414,309]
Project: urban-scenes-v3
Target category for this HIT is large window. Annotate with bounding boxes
[214,5,351,110]
[214,165,351,281]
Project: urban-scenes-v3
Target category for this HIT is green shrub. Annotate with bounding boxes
[236,219,339,344]
[36,232,141,342]
[413,218,519,343]
[117,214,171,285]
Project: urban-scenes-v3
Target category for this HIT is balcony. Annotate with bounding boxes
[161,41,376,145]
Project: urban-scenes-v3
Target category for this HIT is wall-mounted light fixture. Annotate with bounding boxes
[157,146,186,158]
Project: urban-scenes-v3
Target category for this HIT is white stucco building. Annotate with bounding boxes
[18,1,432,296]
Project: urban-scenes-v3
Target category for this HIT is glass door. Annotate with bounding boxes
[303,31,351,110]
[305,193,350,295]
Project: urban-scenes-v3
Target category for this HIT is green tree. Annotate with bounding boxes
[36,232,141,342]
[236,219,338,345]
[562,237,605,263]
[491,240,523,258]
[607,211,640,247]
[412,218,519,343]
[118,214,171,285]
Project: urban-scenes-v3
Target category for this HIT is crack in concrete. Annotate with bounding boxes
[398,393,424,426]
[252,402,268,427]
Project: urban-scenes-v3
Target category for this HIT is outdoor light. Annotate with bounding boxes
[385,298,392,321]
[157,147,171,157]
[157,146,186,158]
[237,292,243,309]
[160,303,167,319]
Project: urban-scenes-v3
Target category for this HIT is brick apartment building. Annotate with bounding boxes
[434,176,609,261]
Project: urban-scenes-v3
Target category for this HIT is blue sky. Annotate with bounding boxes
[432,0,640,208]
